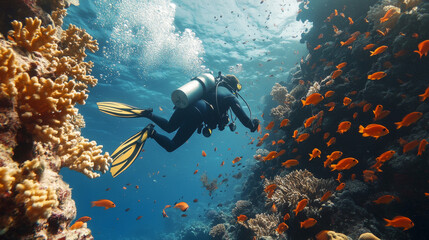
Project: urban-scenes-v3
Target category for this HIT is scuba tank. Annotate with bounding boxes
[171,73,216,109]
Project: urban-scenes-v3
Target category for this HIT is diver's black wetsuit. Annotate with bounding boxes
[146,86,257,152]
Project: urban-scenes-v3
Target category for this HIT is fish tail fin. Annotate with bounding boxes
[358,125,364,133]
[384,218,391,226]
[414,50,423,59]
[330,164,336,171]
[340,41,345,46]
[370,50,374,56]
[91,202,96,207]
[301,99,306,107]
[394,121,402,129]
[418,94,426,102]
[300,222,304,228]
[293,209,298,216]
[309,153,313,160]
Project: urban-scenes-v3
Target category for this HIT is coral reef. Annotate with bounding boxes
[0,2,109,239]
[209,224,229,240]
[264,170,335,216]
[241,213,279,239]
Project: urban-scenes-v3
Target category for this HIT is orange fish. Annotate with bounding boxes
[263,151,278,161]
[324,102,336,111]
[292,148,298,153]
[282,159,299,168]
[373,105,390,121]
[335,182,345,191]
[237,214,248,222]
[276,222,289,234]
[414,40,429,58]
[70,221,84,230]
[368,71,387,80]
[162,205,171,218]
[296,133,310,143]
[363,103,372,112]
[302,93,324,107]
[419,86,429,101]
[403,140,420,154]
[265,121,275,130]
[351,173,356,180]
[363,170,378,183]
[292,130,298,139]
[412,33,419,38]
[364,31,370,37]
[77,216,92,223]
[283,213,290,221]
[327,151,343,162]
[331,157,358,171]
[325,91,335,98]
[220,161,225,166]
[271,140,276,145]
[343,97,352,106]
[323,132,330,140]
[376,150,396,162]
[348,17,354,25]
[293,199,308,216]
[359,124,389,139]
[418,139,428,156]
[363,44,376,50]
[394,112,423,129]
[300,218,317,229]
[202,150,207,157]
[271,203,277,213]
[340,36,356,46]
[304,115,317,128]
[316,230,330,240]
[380,9,396,23]
[373,195,397,204]
[174,202,189,212]
[280,119,290,127]
[370,46,388,56]
[159,106,163,111]
[275,149,286,158]
[353,112,358,119]
[91,199,116,210]
[326,137,336,147]
[314,45,322,50]
[336,62,347,69]
[318,33,324,39]
[376,30,385,36]
[193,170,199,174]
[136,216,143,220]
[337,121,351,134]
[277,139,285,145]
[320,191,332,202]
[384,216,414,231]
[331,69,343,80]
[309,148,321,161]
[232,156,242,164]
[264,184,277,198]
[336,173,342,183]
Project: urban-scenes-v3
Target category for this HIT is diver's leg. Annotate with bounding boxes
[151,112,202,152]
[147,110,184,133]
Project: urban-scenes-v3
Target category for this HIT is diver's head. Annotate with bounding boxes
[223,74,242,92]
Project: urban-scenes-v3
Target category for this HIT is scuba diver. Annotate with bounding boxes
[97,72,259,177]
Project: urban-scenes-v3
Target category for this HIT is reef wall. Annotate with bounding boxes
[0,0,111,239]
[203,0,429,239]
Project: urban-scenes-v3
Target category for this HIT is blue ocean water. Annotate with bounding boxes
[59,0,307,239]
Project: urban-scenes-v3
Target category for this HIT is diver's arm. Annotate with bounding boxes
[227,97,259,132]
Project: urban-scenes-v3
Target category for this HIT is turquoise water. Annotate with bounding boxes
[60,0,306,239]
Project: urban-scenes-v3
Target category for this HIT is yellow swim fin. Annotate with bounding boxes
[97,102,152,118]
[110,124,154,178]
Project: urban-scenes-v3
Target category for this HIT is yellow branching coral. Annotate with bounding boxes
[0,166,18,194]
[51,8,68,27]
[50,56,97,88]
[13,73,87,142]
[9,17,59,56]
[15,179,59,222]
[0,46,25,96]
[60,24,98,62]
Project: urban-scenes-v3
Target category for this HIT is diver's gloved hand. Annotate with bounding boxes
[250,118,260,132]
